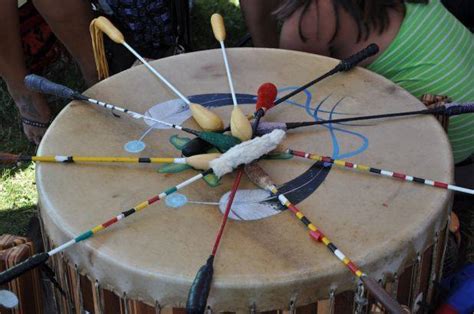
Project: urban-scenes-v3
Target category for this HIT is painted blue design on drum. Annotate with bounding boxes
[166,193,188,208]
[159,90,369,211]
[124,140,146,153]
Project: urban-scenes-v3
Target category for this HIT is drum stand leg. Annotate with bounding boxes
[249,302,257,314]
[410,254,423,312]
[155,300,161,314]
[122,292,130,314]
[93,280,104,314]
[75,265,84,314]
[353,282,368,314]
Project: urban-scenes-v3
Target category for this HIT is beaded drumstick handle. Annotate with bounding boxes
[0,153,220,171]
[287,149,473,195]
[244,162,405,314]
[24,75,240,152]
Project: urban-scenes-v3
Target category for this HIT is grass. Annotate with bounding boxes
[0,0,246,236]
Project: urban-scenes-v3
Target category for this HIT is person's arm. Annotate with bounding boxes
[240,0,281,48]
[0,0,52,144]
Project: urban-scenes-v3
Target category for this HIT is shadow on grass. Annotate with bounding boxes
[0,205,37,236]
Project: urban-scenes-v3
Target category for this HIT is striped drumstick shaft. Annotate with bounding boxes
[244,162,404,313]
[287,149,473,195]
[1,153,220,171]
[48,170,211,256]
[272,186,363,277]
[84,97,184,130]
[24,155,178,164]
[0,169,212,285]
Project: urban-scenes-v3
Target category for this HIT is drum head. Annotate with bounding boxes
[37,48,452,311]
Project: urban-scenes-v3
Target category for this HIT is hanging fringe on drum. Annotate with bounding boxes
[244,162,405,314]
[89,18,110,80]
[287,149,474,195]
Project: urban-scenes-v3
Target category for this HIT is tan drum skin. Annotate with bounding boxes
[36,48,453,312]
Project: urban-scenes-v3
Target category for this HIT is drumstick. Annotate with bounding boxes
[186,78,270,312]
[181,82,278,157]
[0,153,221,171]
[186,168,244,314]
[211,13,252,141]
[287,149,474,195]
[251,102,474,135]
[244,162,405,314]
[273,44,379,106]
[0,130,285,286]
[24,75,240,152]
[91,16,224,132]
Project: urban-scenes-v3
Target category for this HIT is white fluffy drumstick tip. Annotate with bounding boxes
[210,129,286,177]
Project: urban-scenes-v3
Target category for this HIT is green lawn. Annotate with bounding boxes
[0,0,246,235]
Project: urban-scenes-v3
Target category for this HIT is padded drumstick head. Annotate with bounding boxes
[210,129,286,177]
[211,13,226,42]
[189,103,224,131]
[92,16,125,44]
[253,121,287,135]
[230,106,253,141]
[186,153,221,170]
[256,83,278,112]
[25,74,83,100]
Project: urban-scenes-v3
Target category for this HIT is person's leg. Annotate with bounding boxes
[0,0,52,144]
[33,0,97,86]
[240,0,281,48]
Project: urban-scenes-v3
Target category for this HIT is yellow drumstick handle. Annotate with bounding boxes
[94,16,125,44]
[189,103,224,131]
[186,153,221,170]
[211,13,226,42]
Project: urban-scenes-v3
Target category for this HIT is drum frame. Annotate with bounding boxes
[39,207,450,314]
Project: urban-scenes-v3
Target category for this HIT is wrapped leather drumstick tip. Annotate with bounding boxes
[189,103,225,132]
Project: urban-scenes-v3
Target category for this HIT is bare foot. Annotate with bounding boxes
[8,85,52,145]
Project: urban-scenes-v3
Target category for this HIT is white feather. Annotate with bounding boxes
[210,129,286,177]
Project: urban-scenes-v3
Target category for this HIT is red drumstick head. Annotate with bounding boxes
[256,83,278,112]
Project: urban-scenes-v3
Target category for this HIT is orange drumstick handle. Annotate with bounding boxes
[93,16,125,44]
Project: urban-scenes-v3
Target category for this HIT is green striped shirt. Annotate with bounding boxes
[368,0,474,164]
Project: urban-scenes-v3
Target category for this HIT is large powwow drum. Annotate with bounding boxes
[37,49,453,313]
